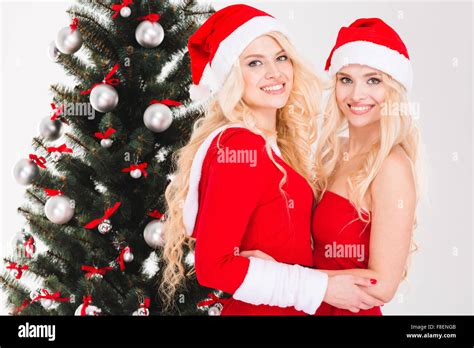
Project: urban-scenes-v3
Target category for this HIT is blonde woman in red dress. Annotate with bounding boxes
[311,18,420,315]
[159,5,382,315]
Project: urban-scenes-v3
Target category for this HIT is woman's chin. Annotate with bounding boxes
[260,98,290,110]
[345,114,381,129]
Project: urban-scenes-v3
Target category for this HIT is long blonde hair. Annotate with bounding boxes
[159,31,322,310]
[314,73,421,277]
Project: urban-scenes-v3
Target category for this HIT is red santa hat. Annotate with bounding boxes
[187,4,289,100]
[325,18,413,92]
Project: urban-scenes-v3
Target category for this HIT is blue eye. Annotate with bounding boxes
[248,60,262,67]
[368,77,381,85]
[339,77,352,84]
[277,55,288,62]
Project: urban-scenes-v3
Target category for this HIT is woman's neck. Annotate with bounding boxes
[347,122,380,157]
[251,107,277,134]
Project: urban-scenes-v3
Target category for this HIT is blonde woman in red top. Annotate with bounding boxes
[159,5,382,315]
[311,18,419,315]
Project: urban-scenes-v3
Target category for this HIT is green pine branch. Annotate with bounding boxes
[57,54,99,85]
[69,9,119,63]
[77,0,114,16]
[50,84,84,104]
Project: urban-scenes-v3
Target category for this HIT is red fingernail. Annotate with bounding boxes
[370,279,377,284]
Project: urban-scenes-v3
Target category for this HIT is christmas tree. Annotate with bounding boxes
[1,0,218,316]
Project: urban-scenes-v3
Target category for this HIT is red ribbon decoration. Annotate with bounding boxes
[140,297,150,310]
[6,262,29,279]
[12,299,30,315]
[81,295,92,316]
[31,289,70,304]
[136,13,160,22]
[47,144,73,154]
[29,154,46,169]
[150,99,182,107]
[44,188,63,196]
[80,64,120,95]
[197,293,228,308]
[81,265,113,278]
[117,246,131,271]
[84,202,121,229]
[50,103,63,121]
[24,237,35,258]
[70,17,79,32]
[139,297,150,315]
[122,162,148,178]
[148,210,165,219]
[95,127,116,139]
[111,0,133,19]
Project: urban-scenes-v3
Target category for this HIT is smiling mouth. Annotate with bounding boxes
[260,83,285,94]
[348,104,374,115]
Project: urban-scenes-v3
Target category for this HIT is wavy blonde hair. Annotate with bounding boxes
[314,73,422,278]
[159,32,322,310]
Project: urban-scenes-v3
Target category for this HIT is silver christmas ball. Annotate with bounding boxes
[98,219,112,234]
[11,229,28,249]
[132,307,149,316]
[30,288,58,310]
[120,6,131,18]
[42,299,54,309]
[143,220,165,248]
[13,159,39,185]
[130,168,142,179]
[47,41,61,62]
[143,103,172,133]
[123,250,134,263]
[100,138,113,148]
[135,20,164,48]
[38,116,63,141]
[90,84,119,113]
[55,26,83,54]
[208,303,223,316]
[44,195,75,224]
[74,304,102,316]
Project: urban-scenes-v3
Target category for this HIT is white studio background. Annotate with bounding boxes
[0,0,472,315]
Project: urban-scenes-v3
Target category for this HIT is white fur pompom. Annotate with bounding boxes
[189,83,212,101]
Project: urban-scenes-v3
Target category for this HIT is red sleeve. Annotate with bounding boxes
[194,129,269,294]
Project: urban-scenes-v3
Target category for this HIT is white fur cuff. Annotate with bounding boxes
[233,257,328,315]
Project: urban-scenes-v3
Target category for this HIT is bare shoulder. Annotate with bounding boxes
[372,144,415,196]
[382,145,413,175]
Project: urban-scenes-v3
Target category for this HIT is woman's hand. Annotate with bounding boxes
[240,249,385,312]
[239,249,276,261]
[323,274,385,312]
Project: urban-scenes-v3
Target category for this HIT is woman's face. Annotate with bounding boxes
[239,35,293,113]
[335,65,386,129]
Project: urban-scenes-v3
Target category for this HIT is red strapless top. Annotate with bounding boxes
[312,190,382,316]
